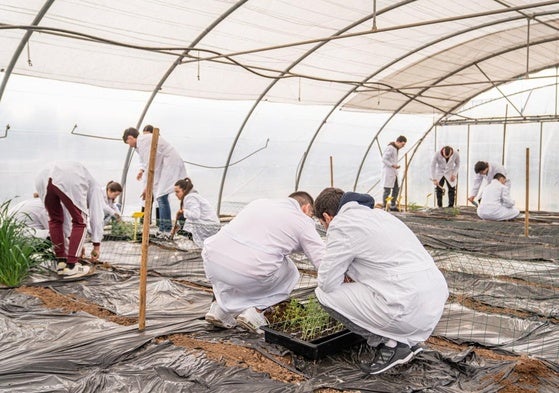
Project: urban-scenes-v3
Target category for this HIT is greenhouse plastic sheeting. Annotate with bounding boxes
[1,266,559,392]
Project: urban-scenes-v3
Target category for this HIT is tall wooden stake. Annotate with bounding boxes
[524,148,530,237]
[139,127,160,331]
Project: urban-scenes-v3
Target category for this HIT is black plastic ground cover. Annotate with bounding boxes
[262,325,365,360]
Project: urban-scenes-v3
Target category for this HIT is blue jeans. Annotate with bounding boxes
[156,194,172,232]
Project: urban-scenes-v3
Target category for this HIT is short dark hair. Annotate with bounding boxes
[494,173,506,181]
[474,161,488,174]
[442,146,453,156]
[314,187,344,219]
[143,125,154,133]
[396,135,407,143]
[106,181,122,192]
[289,191,314,207]
[122,127,139,143]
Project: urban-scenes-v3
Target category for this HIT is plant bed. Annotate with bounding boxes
[262,297,364,359]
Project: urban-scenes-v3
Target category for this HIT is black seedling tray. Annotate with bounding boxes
[261,325,364,360]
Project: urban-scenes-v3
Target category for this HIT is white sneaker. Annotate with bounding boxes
[205,301,237,329]
[61,263,92,278]
[56,261,67,274]
[236,307,268,334]
[154,231,171,240]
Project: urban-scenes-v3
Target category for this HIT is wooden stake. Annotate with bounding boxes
[525,148,530,237]
[138,127,160,331]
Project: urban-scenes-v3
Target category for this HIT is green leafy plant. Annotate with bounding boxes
[407,202,422,212]
[266,296,345,341]
[0,200,53,287]
[109,219,136,239]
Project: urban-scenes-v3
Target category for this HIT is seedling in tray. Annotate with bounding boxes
[262,296,364,359]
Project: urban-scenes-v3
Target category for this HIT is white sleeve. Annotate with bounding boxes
[87,182,106,243]
[317,225,354,293]
[298,219,325,269]
[183,196,202,221]
[501,186,515,208]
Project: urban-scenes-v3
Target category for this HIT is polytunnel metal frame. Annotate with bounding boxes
[2,1,559,214]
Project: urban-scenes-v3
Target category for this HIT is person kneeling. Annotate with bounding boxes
[313,188,448,374]
[476,173,519,221]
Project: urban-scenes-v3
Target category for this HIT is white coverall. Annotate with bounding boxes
[8,198,50,239]
[430,149,460,187]
[315,202,448,347]
[381,143,399,188]
[136,133,186,199]
[470,162,509,199]
[202,198,324,314]
[181,191,220,248]
[477,179,519,221]
[35,161,105,245]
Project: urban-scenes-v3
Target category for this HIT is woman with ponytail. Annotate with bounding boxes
[171,177,220,247]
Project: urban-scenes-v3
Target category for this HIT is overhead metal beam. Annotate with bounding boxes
[0,0,55,103]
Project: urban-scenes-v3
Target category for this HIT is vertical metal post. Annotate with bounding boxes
[526,16,531,78]
[524,148,530,237]
[538,123,542,211]
[404,153,408,211]
[502,104,508,166]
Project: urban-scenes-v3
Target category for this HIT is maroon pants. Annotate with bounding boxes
[44,179,87,264]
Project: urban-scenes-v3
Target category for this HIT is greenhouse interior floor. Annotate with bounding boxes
[1,206,558,392]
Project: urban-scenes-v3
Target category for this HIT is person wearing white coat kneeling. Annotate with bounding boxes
[313,188,448,375]
[477,173,519,221]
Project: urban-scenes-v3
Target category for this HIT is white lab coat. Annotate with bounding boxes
[102,187,121,221]
[430,149,460,186]
[381,143,399,188]
[477,179,519,221]
[8,198,50,239]
[470,162,509,198]
[181,191,220,248]
[136,134,187,199]
[35,161,105,243]
[315,203,448,347]
[202,198,325,314]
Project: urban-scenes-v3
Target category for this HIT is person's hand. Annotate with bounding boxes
[140,189,146,200]
[467,196,475,203]
[136,170,144,181]
[91,246,100,262]
[450,175,456,182]
[393,164,400,169]
[432,179,439,186]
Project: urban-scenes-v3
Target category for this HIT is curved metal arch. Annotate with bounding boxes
[403,60,559,181]
[0,0,55,103]
[120,0,249,205]
[294,10,558,191]
[351,20,559,191]
[215,0,417,214]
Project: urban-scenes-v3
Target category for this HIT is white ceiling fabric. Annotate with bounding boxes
[1,0,559,114]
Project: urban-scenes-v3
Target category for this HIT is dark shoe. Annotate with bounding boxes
[411,343,424,355]
[362,343,413,374]
[389,206,400,212]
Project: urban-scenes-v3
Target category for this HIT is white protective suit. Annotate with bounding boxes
[182,191,220,248]
[430,149,460,186]
[35,161,105,243]
[381,143,399,188]
[8,198,50,239]
[102,187,121,223]
[202,198,324,314]
[315,203,448,347]
[470,161,509,199]
[136,133,186,199]
[477,179,519,221]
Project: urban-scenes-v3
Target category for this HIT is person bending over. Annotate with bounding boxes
[476,173,519,221]
[313,187,448,374]
[202,191,324,333]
